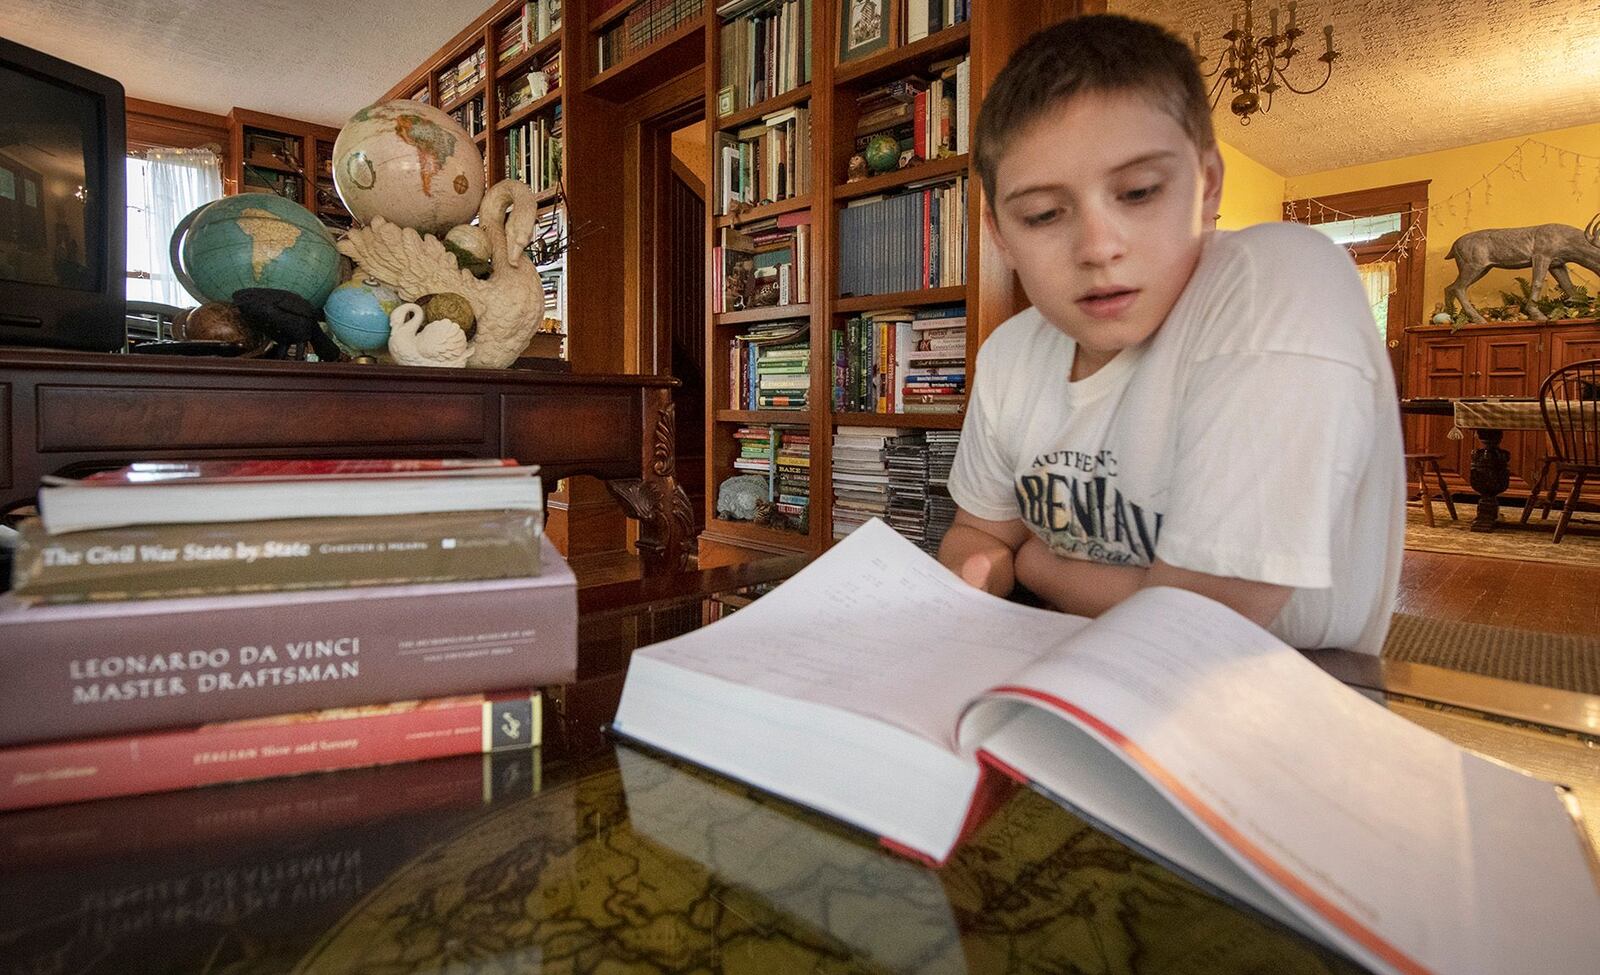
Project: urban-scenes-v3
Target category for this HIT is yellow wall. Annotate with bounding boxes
[1286,121,1600,322]
[1217,141,1286,230]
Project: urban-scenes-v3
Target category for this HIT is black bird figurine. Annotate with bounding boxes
[233,288,342,362]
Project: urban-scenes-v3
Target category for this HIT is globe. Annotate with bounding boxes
[171,194,342,308]
[323,277,401,351]
[332,99,486,235]
[864,133,901,175]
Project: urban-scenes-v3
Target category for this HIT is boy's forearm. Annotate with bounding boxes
[937,522,1017,596]
[1014,536,1146,616]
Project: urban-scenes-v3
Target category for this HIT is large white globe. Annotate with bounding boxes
[332,99,486,235]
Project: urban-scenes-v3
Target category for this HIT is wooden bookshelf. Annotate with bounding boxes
[700,0,994,562]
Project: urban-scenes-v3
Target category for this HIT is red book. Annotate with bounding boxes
[0,690,541,812]
[0,537,576,746]
[38,458,544,534]
[913,89,928,159]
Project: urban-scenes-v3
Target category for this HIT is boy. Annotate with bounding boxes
[938,15,1405,654]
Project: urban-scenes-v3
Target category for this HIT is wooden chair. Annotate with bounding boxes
[1534,358,1600,543]
[1404,452,1456,528]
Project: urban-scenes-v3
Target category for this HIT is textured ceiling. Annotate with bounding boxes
[1113,0,1600,177]
[1,0,490,126]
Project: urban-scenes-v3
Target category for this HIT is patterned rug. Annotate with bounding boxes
[1383,613,1600,694]
[1403,503,1600,567]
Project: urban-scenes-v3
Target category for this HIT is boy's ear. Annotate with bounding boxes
[982,204,1017,271]
[1201,145,1225,228]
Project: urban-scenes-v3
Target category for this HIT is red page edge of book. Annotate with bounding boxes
[986,684,1430,975]
[877,754,1021,869]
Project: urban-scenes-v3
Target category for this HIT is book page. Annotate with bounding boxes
[634,519,1083,746]
[970,586,1600,975]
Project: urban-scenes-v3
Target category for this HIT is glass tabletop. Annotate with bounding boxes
[2,559,1594,975]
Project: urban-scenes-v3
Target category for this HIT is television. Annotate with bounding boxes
[0,37,126,352]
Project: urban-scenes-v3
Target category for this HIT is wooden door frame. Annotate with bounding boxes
[636,96,706,377]
[1283,180,1429,394]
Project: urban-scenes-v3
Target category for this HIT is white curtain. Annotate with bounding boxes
[142,147,222,307]
[1357,260,1395,337]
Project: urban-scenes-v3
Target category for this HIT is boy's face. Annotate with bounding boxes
[985,89,1224,373]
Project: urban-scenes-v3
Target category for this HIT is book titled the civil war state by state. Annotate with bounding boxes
[0,536,577,747]
[10,509,543,604]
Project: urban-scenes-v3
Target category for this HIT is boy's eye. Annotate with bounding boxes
[1022,208,1061,227]
[1121,184,1161,203]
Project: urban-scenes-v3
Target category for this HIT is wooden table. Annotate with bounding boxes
[0,348,695,572]
[1400,396,1543,532]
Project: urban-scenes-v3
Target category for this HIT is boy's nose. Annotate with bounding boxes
[1074,207,1127,267]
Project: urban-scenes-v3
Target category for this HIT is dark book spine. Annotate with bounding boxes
[11,510,543,604]
[0,560,577,747]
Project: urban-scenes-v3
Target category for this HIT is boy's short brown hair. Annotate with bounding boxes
[974,14,1216,205]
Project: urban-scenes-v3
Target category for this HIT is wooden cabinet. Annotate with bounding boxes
[225,108,350,231]
[1404,319,1600,496]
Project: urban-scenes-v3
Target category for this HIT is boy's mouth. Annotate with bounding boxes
[1075,286,1139,319]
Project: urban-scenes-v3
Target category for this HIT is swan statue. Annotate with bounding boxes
[386,303,473,368]
[338,179,545,369]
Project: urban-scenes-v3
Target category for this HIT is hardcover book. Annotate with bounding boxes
[11,508,543,604]
[612,519,1600,975]
[0,690,541,811]
[0,538,576,746]
[38,458,544,535]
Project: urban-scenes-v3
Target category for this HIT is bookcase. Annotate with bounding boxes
[225,109,352,231]
[699,0,1040,562]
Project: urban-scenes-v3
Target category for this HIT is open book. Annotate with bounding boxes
[613,519,1600,975]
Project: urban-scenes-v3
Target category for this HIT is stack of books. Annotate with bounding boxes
[714,106,811,214]
[499,0,562,64]
[830,427,897,537]
[715,0,812,117]
[925,430,960,550]
[438,47,486,106]
[903,306,966,414]
[833,306,963,415]
[851,54,969,167]
[728,321,809,410]
[730,425,809,531]
[597,0,706,72]
[837,175,967,296]
[0,459,577,812]
[450,95,487,136]
[886,433,932,549]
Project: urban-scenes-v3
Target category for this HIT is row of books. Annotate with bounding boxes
[450,94,487,136]
[497,0,563,63]
[852,54,970,165]
[505,105,564,193]
[0,459,577,812]
[838,175,967,297]
[597,0,706,72]
[439,46,486,106]
[714,213,810,313]
[833,306,966,414]
[715,0,813,117]
[730,424,811,530]
[728,321,809,410]
[905,0,971,43]
[715,105,811,215]
[830,427,958,552]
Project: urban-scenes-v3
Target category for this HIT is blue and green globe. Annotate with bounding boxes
[171,193,342,308]
[323,278,401,352]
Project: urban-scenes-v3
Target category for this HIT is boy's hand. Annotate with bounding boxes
[937,509,1031,596]
[1015,535,1146,615]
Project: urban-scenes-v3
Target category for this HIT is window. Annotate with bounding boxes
[126,148,223,307]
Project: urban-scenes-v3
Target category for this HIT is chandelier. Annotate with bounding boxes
[1192,0,1339,124]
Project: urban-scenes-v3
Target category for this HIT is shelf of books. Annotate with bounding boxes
[589,0,708,97]
[701,0,975,562]
[225,110,343,229]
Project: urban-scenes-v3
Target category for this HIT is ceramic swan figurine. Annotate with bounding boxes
[338,180,544,369]
[387,303,472,368]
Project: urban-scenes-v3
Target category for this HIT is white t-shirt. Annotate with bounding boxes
[948,223,1405,653]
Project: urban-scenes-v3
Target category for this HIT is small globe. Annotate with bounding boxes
[864,133,901,175]
[172,194,342,308]
[333,99,486,235]
[324,278,401,351]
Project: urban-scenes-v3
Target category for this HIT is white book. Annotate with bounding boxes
[907,0,929,43]
[955,55,970,155]
[614,519,1600,975]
